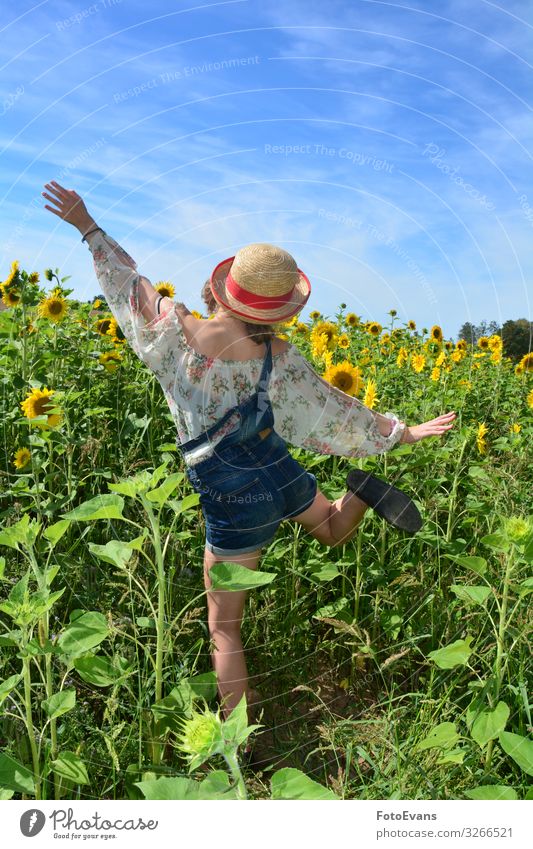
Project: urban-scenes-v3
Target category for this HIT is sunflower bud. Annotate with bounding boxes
[44,268,54,281]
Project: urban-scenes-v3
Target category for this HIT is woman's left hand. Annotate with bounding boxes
[42,180,95,233]
[400,411,457,444]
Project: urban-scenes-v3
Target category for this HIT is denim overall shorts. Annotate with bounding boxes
[177,339,318,556]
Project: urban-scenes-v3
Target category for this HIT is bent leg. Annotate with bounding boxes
[203,546,262,720]
[289,485,369,547]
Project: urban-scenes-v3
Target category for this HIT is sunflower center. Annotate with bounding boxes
[49,300,63,315]
[34,396,53,416]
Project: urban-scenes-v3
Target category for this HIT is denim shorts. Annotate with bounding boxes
[185,429,318,556]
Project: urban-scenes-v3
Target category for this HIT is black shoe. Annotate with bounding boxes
[346,469,423,534]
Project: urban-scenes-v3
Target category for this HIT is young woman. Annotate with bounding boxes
[42,181,456,734]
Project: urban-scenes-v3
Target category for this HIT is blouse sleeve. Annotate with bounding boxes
[84,228,187,376]
[272,345,406,457]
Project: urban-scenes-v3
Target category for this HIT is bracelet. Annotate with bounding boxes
[81,225,103,243]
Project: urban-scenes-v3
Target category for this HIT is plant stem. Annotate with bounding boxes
[143,501,166,766]
[22,655,41,800]
[224,750,247,799]
[445,437,468,543]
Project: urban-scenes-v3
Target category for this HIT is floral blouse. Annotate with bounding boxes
[85,229,406,464]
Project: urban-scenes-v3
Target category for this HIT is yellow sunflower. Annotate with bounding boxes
[451,351,464,364]
[510,423,521,434]
[411,353,426,373]
[444,341,453,351]
[491,350,502,365]
[431,367,441,382]
[323,362,363,396]
[518,352,533,373]
[456,339,467,351]
[1,287,21,307]
[477,336,490,350]
[435,351,446,367]
[2,259,20,289]
[37,291,68,323]
[367,321,382,337]
[345,313,359,327]
[20,387,62,428]
[92,298,103,309]
[13,447,31,469]
[99,351,123,372]
[155,281,176,299]
[294,322,308,335]
[28,271,39,284]
[476,422,488,455]
[488,334,502,351]
[527,388,533,409]
[338,334,350,349]
[107,317,126,344]
[515,363,524,376]
[430,325,443,343]
[96,317,113,336]
[396,347,408,367]
[190,310,204,320]
[458,379,472,391]
[311,321,338,350]
[363,378,378,409]
[407,320,416,330]
[309,310,321,321]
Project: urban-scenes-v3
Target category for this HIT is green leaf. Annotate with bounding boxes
[43,518,71,545]
[0,556,5,581]
[436,748,465,765]
[0,788,14,800]
[62,494,124,522]
[145,473,184,506]
[135,773,238,800]
[450,585,491,606]
[73,654,130,687]
[481,533,510,552]
[168,493,201,516]
[58,611,110,657]
[0,673,22,707]
[42,688,76,720]
[498,732,533,776]
[310,563,340,582]
[447,555,488,576]
[0,514,33,551]
[188,671,218,702]
[0,752,35,794]
[464,785,518,801]
[428,636,473,669]
[271,767,339,800]
[415,722,460,752]
[88,540,134,569]
[209,561,276,591]
[51,751,90,785]
[471,702,510,748]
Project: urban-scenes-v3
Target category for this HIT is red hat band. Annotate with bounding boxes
[225,271,296,310]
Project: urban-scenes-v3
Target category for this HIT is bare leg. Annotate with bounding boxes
[203,545,263,721]
[290,486,369,546]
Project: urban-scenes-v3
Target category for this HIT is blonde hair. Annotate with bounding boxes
[201,279,277,346]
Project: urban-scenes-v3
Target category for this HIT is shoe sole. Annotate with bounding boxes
[347,472,423,534]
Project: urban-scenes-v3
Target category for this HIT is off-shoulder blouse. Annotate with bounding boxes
[84,228,406,465]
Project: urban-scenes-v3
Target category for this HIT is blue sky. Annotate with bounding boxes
[1,0,532,338]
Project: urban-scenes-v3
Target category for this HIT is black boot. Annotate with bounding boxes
[346,469,423,534]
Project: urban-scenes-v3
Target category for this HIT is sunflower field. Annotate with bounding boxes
[0,264,532,802]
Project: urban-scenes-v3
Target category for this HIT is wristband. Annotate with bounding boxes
[81,225,103,243]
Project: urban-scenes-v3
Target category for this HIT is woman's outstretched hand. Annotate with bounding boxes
[400,411,457,444]
[42,180,95,235]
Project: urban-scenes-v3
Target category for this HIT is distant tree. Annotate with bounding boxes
[457,319,501,345]
[501,318,532,362]
[458,321,477,344]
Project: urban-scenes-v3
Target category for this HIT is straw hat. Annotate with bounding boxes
[210,243,311,325]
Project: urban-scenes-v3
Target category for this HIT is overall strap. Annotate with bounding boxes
[255,338,273,393]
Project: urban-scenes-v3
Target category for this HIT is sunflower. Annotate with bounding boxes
[444,341,453,351]
[107,317,126,343]
[518,352,533,373]
[451,350,464,364]
[491,350,502,365]
[311,333,329,359]
[363,378,378,409]
[456,339,467,351]
[396,347,408,367]
[28,271,39,284]
[2,259,20,289]
[311,321,338,350]
[338,334,350,349]
[476,422,488,455]
[389,309,397,317]
[430,325,443,343]
[155,281,175,299]
[407,320,416,330]
[477,336,490,350]
[190,310,204,320]
[527,388,533,409]
[175,704,225,770]
[92,298,103,309]
[488,334,502,351]
[37,291,68,323]
[435,351,446,367]
[13,447,31,469]
[99,351,123,373]
[411,353,426,373]
[431,367,441,382]
[294,322,308,335]
[323,362,363,396]
[1,287,21,307]
[367,321,382,337]
[345,313,359,327]
[309,310,321,321]
[510,423,521,434]
[20,387,62,428]
[96,317,113,336]
[458,379,472,391]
